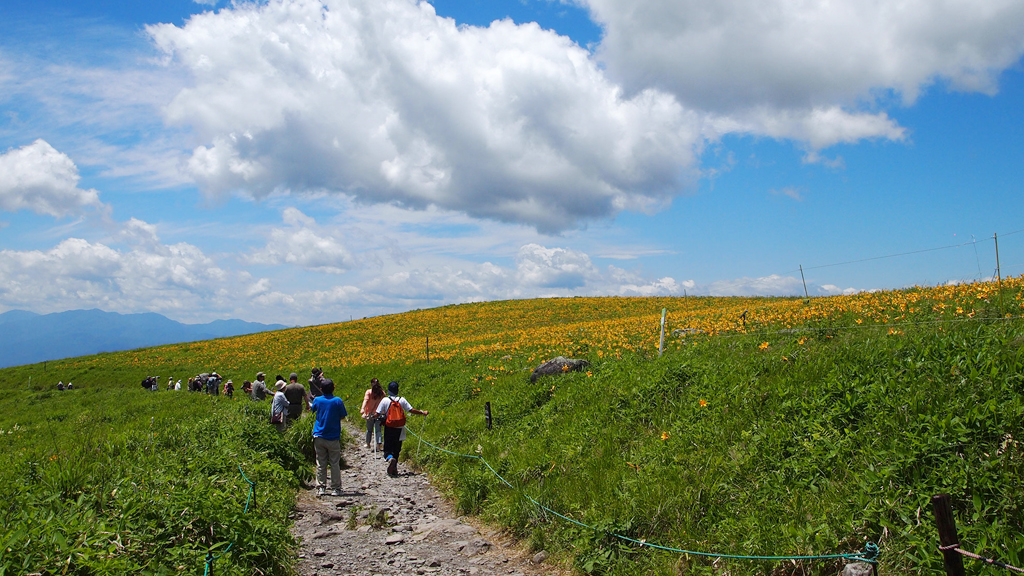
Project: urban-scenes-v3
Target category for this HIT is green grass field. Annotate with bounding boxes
[1,287,1022,575]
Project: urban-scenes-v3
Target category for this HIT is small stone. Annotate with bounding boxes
[386,534,407,545]
[532,551,548,564]
[313,549,327,557]
[321,562,334,568]
[462,538,492,557]
[428,559,441,567]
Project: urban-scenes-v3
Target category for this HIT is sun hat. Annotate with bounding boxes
[275,381,285,391]
[256,371,265,378]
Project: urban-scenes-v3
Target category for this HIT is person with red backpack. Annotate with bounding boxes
[375,381,428,476]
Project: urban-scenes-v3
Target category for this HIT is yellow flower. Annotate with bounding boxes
[699,398,708,407]
[586,371,593,377]
[561,364,569,372]
[797,337,806,345]
[660,431,670,441]
[758,341,769,350]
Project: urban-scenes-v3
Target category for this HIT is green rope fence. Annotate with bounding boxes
[406,427,880,566]
[202,464,256,576]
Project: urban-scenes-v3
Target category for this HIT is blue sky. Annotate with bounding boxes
[1,0,1023,325]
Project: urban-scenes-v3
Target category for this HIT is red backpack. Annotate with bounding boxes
[384,396,406,428]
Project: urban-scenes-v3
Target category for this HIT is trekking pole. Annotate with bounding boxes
[418,414,426,459]
[372,416,379,458]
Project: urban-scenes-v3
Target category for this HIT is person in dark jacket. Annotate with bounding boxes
[284,373,306,422]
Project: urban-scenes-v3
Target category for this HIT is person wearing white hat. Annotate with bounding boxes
[271,380,289,432]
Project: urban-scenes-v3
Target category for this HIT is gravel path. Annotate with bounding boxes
[291,422,562,576]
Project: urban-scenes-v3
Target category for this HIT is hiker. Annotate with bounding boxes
[308,368,326,399]
[251,372,270,401]
[151,377,159,392]
[360,378,385,451]
[56,381,64,391]
[309,378,347,496]
[242,380,253,396]
[65,382,73,390]
[224,379,235,398]
[208,372,221,396]
[167,377,174,391]
[174,379,181,391]
[375,381,428,477]
[271,380,289,432]
[284,373,306,423]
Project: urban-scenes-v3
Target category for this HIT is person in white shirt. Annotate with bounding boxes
[375,381,428,477]
[271,380,289,432]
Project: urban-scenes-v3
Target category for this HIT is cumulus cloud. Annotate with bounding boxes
[0,222,237,319]
[149,0,704,232]
[587,0,1024,110]
[583,0,1024,149]
[246,207,355,273]
[515,244,597,289]
[0,140,106,217]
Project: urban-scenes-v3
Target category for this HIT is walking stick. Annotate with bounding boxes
[418,414,426,459]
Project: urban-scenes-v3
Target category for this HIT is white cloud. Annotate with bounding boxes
[515,244,597,289]
[0,52,192,189]
[587,0,1024,110]
[0,222,236,320]
[0,140,106,217]
[246,207,354,273]
[708,106,907,151]
[583,0,1024,149]
[770,186,803,202]
[704,274,857,297]
[149,0,705,232]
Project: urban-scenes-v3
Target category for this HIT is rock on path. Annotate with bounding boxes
[291,422,562,576]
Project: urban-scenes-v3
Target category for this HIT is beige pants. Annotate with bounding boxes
[313,436,342,490]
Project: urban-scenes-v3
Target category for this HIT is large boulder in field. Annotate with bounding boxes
[530,356,590,382]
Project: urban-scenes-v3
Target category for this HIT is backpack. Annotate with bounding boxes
[383,396,406,428]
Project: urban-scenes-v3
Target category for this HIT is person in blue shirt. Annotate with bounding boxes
[309,378,348,496]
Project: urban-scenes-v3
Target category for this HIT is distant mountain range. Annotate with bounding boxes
[0,309,288,368]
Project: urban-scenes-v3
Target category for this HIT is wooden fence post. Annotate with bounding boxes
[484,402,492,430]
[932,494,965,576]
[658,308,667,357]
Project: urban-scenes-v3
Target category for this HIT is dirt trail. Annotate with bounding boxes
[291,422,560,576]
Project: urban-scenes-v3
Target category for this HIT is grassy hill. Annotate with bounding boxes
[1,279,1022,574]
